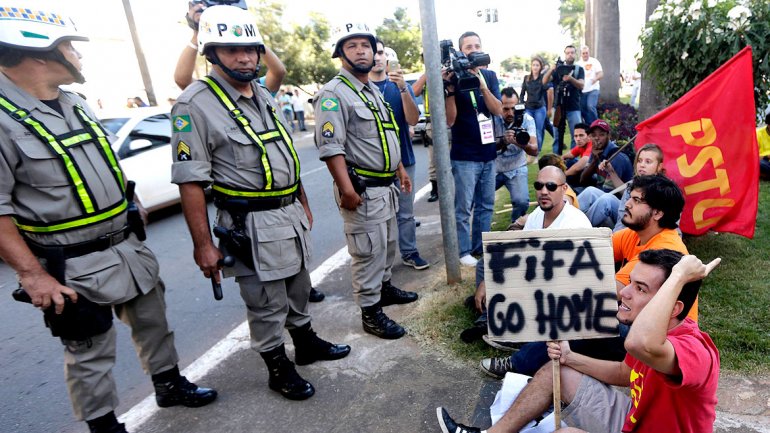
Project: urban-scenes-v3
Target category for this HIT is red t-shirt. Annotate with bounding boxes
[570,140,593,158]
[622,319,720,432]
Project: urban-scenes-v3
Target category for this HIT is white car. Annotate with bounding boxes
[99,107,178,212]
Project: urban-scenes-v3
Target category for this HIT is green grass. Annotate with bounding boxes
[415,142,770,374]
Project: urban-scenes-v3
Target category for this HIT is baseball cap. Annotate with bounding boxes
[588,119,610,133]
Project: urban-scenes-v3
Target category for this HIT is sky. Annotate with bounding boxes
[23,0,646,109]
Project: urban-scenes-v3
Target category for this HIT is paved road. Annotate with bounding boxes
[0,129,429,433]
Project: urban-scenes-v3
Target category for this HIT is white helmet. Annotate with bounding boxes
[330,22,376,59]
[0,3,88,51]
[197,5,263,55]
[383,47,398,62]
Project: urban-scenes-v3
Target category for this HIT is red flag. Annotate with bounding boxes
[636,46,759,238]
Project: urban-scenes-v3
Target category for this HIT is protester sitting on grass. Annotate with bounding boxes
[438,249,720,433]
[563,123,592,187]
[579,143,665,231]
[478,174,690,379]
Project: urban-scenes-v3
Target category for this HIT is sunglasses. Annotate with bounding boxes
[533,181,564,192]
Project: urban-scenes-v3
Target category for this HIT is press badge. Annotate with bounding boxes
[478,113,494,144]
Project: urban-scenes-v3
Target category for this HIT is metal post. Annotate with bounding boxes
[122,0,157,106]
[418,0,462,284]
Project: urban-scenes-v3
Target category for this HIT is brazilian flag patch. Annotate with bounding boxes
[177,140,191,161]
[320,98,339,111]
[173,115,191,132]
[321,122,334,138]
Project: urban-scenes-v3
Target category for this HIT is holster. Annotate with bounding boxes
[213,224,255,271]
[346,166,367,195]
[13,246,113,341]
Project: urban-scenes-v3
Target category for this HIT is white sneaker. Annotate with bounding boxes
[459,255,478,267]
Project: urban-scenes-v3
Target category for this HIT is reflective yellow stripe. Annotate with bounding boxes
[353,167,395,178]
[212,182,298,198]
[267,105,301,186]
[14,200,128,233]
[336,75,399,174]
[202,77,275,189]
[74,106,125,190]
[60,133,91,146]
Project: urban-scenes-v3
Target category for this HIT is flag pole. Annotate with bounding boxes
[605,133,638,163]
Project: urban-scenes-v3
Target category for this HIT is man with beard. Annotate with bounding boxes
[314,23,418,340]
[478,174,693,379]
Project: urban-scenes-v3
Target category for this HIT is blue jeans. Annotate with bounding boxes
[396,163,418,258]
[552,109,582,154]
[282,109,294,132]
[452,159,495,257]
[295,110,306,130]
[495,166,529,222]
[526,106,547,152]
[581,90,600,125]
[509,323,631,376]
[584,191,621,228]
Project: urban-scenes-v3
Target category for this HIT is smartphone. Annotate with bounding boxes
[388,60,401,73]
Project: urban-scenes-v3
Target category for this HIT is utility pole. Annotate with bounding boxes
[122,0,157,106]
[418,0,462,284]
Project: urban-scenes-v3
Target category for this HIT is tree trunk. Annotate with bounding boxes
[639,0,666,121]
[585,0,595,51]
[594,0,620,103]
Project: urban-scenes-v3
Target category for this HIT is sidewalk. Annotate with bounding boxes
[130,187,769,433]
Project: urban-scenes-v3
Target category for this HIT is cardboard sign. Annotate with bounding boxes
[483,228,618,343]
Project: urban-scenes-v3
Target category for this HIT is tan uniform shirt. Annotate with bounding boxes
[313,67,401,174]
[170,71,310,281]
[0,73,158,304]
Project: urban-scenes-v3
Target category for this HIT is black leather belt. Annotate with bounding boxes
[361,176,395,188]
[214,193,297,213]
[25,226,130,260]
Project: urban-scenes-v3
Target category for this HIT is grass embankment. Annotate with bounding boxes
[410,134,769,374]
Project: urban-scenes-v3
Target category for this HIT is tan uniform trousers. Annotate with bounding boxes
[335,184,398,307]
[236,267,312,353]
[62,280,178,421]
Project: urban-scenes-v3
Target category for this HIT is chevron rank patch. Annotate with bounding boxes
[320,98,339,111]
[176,140,191,161]
[321,122,334,138]
[173,115,191,132]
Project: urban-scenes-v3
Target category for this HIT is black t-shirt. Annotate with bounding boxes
[552,64,584,112]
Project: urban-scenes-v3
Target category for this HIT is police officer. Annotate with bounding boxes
[314,23,418,340]
[0,3,216,432]
[171,5,350,401]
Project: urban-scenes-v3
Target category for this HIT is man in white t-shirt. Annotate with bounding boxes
[524,166,591,229]
[576,45,603,125]
[291,91,306,131]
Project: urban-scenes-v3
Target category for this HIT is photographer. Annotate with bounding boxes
[495,88,537,223]
[173,0,285,93]
[543,45,584,155]
[443,31,503,266]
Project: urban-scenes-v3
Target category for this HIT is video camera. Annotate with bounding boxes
[506,103,530,146]
[553,57,575,78]
[439,40,491,92]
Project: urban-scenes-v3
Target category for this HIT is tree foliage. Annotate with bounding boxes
[249,2,335,86]
[640,0,770,112]
[375,7,422,72]
[559,0,585,44]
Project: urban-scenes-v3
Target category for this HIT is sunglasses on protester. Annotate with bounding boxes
[533,181,564,192]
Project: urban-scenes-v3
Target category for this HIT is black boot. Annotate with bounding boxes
[289,322,351,366]
[260,344,315,400]
[379,280,418,306]
[87,412,128,433]
[309,287,325,302]
[428,180,439,202]
[153,366,218,408]
[361,304,405,339]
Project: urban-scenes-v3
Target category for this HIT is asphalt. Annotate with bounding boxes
[127,177,770,433]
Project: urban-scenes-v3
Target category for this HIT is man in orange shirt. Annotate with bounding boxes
[613,174,695,321]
